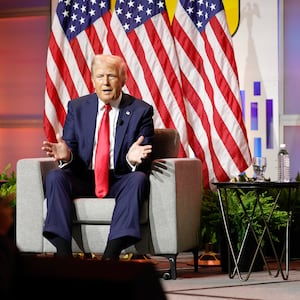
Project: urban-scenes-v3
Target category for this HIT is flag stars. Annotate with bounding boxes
[135,15,142,23]
[57,0,109,41]
[157,1,164,9]
[196,20,202,28]
[181,0,222,34]
[197,9,203,18]
[187,7,194,15]
[89,8,96,16]
[99,1,106,9]
[137,4,144,12]
[71,13,77,21]
[123,23,130,31]
[210,3,216,11]
[69,24,76,33]
[73,2,79,10]
[125,11,132,19]
[128,0,135,8]
[116,7,123,15]
[62,9,69,18]
[116,0,166,32]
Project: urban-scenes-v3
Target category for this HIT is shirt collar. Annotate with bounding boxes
[98,92,122,110]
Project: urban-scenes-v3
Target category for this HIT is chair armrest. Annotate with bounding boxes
[16,158,58,252]
[149,158,203,254]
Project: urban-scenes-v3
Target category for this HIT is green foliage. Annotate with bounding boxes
[225,189,288,250]
[0,164,16,207]
[200,181,289,252]
[200,172,300,255]
[200,189,222,247]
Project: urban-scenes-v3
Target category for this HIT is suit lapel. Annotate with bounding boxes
[114,94,133,164]
[83,94,98,161]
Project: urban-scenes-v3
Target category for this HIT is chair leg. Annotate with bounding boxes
[161,248,199,280]
[161,254,178,280]
[192,247,199,273]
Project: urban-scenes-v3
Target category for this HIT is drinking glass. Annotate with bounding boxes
[252,157,267,181]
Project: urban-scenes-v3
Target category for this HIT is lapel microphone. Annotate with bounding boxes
[117,119,124,126]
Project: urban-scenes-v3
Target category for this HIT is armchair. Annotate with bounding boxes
[16,128,203,279]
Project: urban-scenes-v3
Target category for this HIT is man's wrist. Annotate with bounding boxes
[58,151,73,168]
[126,154,137,171]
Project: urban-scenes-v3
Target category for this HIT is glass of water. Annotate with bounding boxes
[252,157,267,181]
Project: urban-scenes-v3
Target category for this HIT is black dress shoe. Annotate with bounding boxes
[47,235,72,257]
[101,236,135,261]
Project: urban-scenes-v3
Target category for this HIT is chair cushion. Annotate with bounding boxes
[72,198,149,225]
[70,130,179,226]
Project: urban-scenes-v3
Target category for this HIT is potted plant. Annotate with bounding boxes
[200,174,289,273]
[0,163,16,238]
[200,189,222,251]
[225,187,288,272]
[0,163,16,201]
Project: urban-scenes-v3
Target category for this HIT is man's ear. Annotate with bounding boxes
[91,78,96,89]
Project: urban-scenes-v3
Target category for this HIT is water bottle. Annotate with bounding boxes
[278,143,290,182]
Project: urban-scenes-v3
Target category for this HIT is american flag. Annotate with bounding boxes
[103,0,189,157]
[44,0,111,142]
[172,0,252,188]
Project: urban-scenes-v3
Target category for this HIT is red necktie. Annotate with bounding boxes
[95,104,111,198]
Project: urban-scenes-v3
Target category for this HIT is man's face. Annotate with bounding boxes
[92,60,123,104]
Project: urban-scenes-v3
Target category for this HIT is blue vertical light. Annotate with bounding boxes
[266,99,273,149]
[240,90,246,120]
[254,81,261,96]
[254,137,262,157]
[251,102,258,130]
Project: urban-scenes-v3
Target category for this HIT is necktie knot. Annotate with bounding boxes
[104,103,111,111]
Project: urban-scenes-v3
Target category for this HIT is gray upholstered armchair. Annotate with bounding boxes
[16,128,203,279]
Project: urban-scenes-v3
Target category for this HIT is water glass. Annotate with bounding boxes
[252,157,267,181]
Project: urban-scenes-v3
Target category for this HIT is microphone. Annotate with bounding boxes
[117,119,124,126]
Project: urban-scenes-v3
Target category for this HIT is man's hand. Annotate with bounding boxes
[41,133,71,162]
[127,136,152,166]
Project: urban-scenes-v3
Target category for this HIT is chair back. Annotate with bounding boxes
[152,128,180,160]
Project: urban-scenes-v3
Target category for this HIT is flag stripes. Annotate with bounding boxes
[44,0,251,188]
[44,1,111,142]
[104,1,189,157]
[172,0,252,187]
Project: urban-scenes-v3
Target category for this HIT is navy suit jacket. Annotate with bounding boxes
[62,92,155,176]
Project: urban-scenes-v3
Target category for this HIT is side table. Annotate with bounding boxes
[213,181,300,281]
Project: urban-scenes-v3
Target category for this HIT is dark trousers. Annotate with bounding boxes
[43,168,149,243]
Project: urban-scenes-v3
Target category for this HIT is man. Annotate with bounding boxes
[41,54,154,260]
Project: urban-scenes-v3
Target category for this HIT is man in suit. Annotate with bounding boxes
[41,54,154,260]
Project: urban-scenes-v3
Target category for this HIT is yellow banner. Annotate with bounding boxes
[223,0,240,36]
[111,0,239,36]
